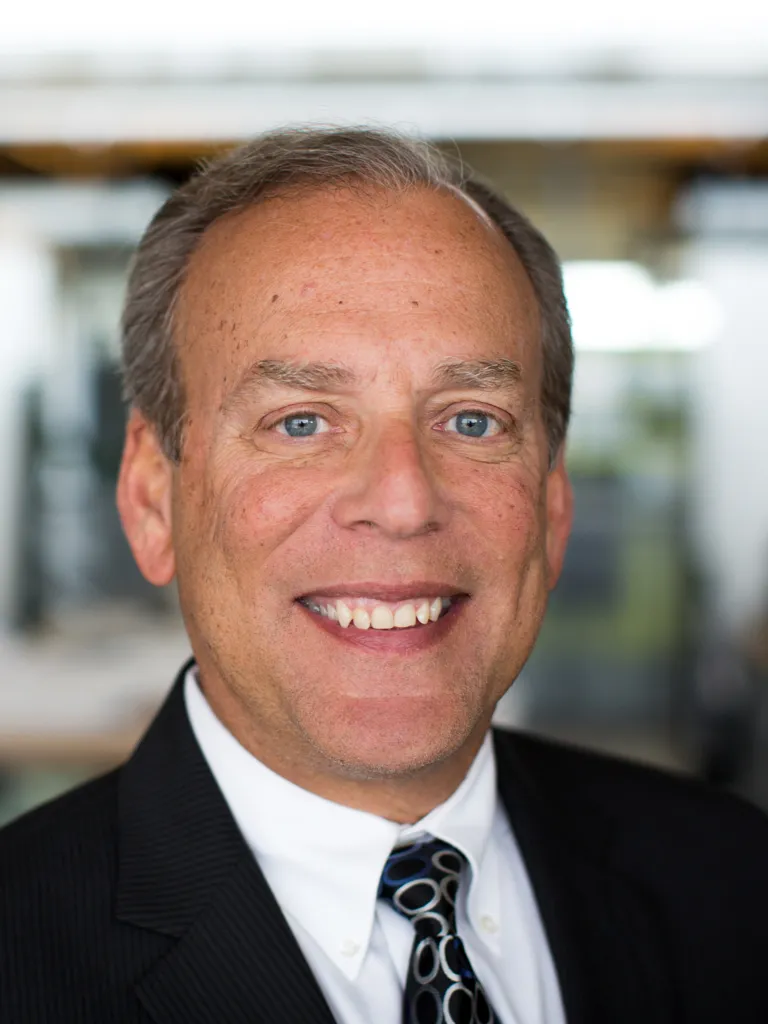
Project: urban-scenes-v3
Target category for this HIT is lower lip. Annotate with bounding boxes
[295,599,466,653]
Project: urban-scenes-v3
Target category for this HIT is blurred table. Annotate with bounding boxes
[0,613,190,769]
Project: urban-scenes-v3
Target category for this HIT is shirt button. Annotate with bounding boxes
[480,915,499,934]
[340,939,360,957]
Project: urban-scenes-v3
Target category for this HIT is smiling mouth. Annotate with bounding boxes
[297,594,457,631]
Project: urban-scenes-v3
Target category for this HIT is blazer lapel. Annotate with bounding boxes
[493,730,678,1024]
[116,662,337,1024]
[134,854,339,1024]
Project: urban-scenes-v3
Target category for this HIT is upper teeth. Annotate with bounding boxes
[302,596,451,630]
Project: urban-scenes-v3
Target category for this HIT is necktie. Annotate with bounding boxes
[378,836,499,1024]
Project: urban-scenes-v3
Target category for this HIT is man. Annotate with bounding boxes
[1,127,768,1024]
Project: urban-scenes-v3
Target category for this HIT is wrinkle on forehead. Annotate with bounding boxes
[176,183,541,408]
[183,182,528,303]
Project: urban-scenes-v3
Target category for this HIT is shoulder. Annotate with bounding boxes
[494,727,768,969]
[0,771,123,1003]
[0,769,172,1019]
[494,725,768,884]
[0,770,120,896]
[495,729,768,1018]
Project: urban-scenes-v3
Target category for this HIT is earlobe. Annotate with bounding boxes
[544,450,573,590]
[116,409,176,587]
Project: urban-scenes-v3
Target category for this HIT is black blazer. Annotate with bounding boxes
[2,662,768,1024]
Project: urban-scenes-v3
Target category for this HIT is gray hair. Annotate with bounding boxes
[121,125,573,464]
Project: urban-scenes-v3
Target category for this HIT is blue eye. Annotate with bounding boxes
[277,413,326,437]
[446,411,499,438]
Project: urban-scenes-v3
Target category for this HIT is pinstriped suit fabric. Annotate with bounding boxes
[0,773,171,1023]
[3,661,768,1023]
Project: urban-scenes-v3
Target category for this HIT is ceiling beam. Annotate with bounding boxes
[2,77,768,147]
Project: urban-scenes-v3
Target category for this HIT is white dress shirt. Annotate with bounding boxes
[184,667,565,1024]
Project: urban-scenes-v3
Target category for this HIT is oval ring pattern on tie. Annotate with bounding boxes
[378,837,499,1024]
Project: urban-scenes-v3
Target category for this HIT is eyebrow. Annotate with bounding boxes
[221,359,359,413]
[429,358,523,392]
[221,356,523,412]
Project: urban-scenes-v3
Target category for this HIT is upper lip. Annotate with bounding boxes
[296,582,468,601]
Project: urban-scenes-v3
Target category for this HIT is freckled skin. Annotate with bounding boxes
[119,184,572,821]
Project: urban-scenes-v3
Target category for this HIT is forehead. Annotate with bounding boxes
[177,184,540,387]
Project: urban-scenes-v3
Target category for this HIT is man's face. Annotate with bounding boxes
[130,184,571,781]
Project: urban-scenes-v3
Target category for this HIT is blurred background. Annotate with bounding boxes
[2,1,768,824]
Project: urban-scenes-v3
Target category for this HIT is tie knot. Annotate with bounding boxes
[378,837,465,936]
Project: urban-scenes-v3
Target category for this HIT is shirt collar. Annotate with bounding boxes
[184,665,500,978]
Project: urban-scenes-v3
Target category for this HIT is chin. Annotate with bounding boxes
[300,694,476,779]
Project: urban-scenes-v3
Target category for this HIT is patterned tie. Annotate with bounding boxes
[378,837,499,1024]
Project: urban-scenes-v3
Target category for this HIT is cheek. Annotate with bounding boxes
[454,463,546,563]
[213,461,327,570]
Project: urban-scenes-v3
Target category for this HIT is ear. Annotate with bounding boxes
[544,449,573,590]
[116,409,176,587]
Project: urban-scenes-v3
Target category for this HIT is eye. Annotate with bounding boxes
[443,410,503,438]
[274,412,330,438]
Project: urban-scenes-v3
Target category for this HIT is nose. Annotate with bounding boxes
[331,420,449,539]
